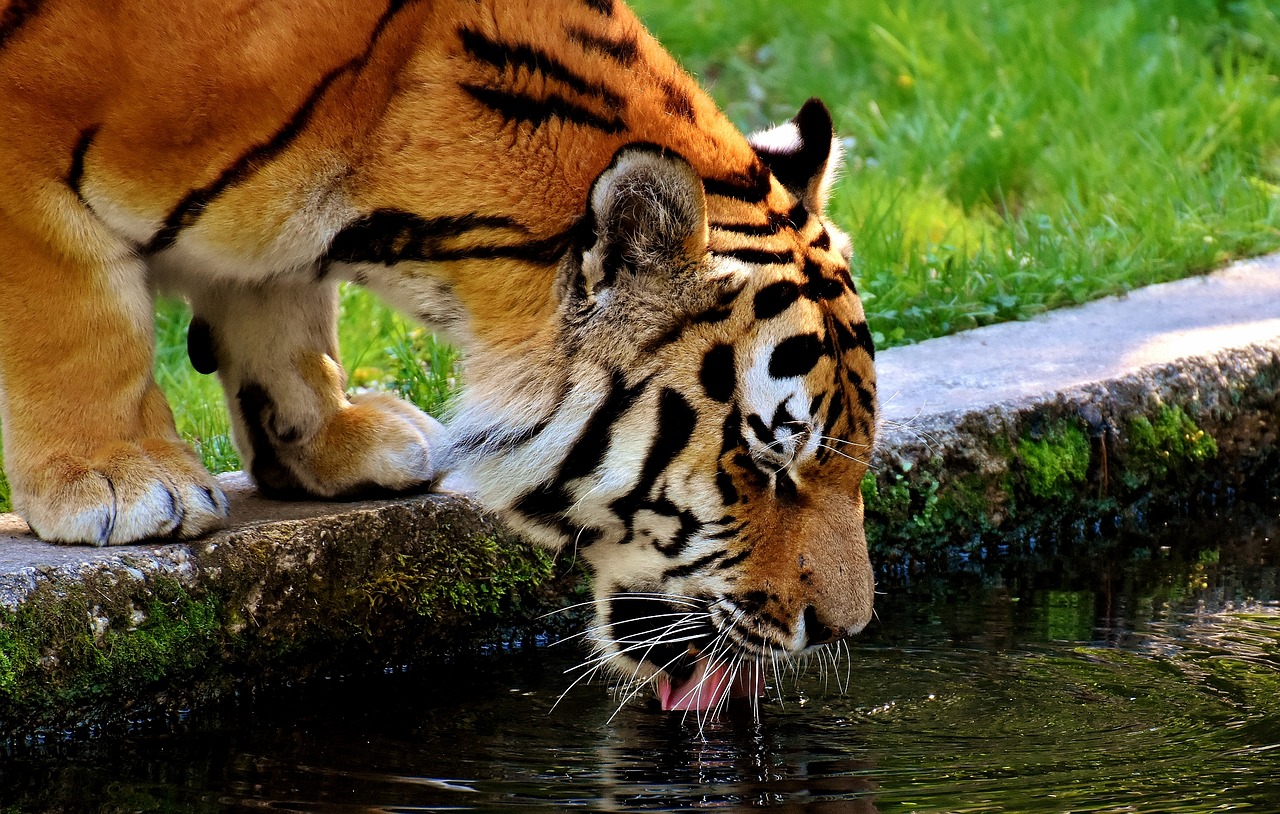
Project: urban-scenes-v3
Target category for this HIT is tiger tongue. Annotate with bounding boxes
[655,659,765,712]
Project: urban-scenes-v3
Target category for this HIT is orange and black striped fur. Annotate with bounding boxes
[0,0,877,703]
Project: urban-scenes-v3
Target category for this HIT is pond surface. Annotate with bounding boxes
[3,507,1279,813]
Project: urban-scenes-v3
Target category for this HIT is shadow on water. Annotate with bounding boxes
[2,499,1278,812]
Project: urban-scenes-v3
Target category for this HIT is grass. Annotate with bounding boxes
[1,0,1279,513]
[634,0,1280,345]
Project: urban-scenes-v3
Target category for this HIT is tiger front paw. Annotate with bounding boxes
[253,391,444,499]
[13,439,230,546]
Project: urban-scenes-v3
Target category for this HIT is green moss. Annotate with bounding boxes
[363,535,557,625]
[0,577,223,719]
[1124,405,1218,485]
[1018,423,1091,500]
[863,464,1004,554]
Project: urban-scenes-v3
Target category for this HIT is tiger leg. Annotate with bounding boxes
[0,227,229,546]
[187,279,441,499]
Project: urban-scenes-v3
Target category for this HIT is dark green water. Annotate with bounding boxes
[3,508,1279,813]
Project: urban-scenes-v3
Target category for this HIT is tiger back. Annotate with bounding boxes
[0,0,877,711]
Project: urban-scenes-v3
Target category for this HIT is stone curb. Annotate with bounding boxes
[0,476,573,734]
[867,254,1280,557]
[1,255,1278,732]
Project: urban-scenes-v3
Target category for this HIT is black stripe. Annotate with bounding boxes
[850,319,876,360]
[720,405,744,457]
[663,549,728,580]
[560,373,647,483]
[732,451,769,487]
[769,333,826,379]
[639,319,688,355]
[327,208,519,265]
[146,0,416,254]
[746,413,775,444]
[449,416,553,458]
[846,368,877,418]
[327,208,573,266]
[0,0,39,50]
[771,401,798,430]
[66,125,99,204]
[581,0,615,15]
[462,82,624,135]
[609,388,696,532]
[565,25,639,65]
[819,388,846,462]
[707,522,742,540]
[711,220,782,238]
[809,392,826,418]
[699,344,736,403]
[810,229,830,251]
[659,79,696,122]
[459,27,624,111]
[649,496,703,556]
[753,280,801,320]
[787,201,810,230]
[692,305,732,324]
[715,467,738,505]
[803,259,846,301]
[831,315,876,361]
[512,371,646,526]
[715,547,752,571]
[703,168,772,204]
[428,232,573,264]
[712,247,793,266]
[632,389,696,493]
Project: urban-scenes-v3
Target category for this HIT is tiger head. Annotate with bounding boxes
[447,100,876,711]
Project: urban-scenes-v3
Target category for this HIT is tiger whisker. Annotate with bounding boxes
[813,434,874,451]
[539,592,707,619]
[550,611,701,646]
[570,627,708,673]
[816,443,873,467]
[606,645,697,726]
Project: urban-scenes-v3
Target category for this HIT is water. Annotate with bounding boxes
[3,510,1279,812]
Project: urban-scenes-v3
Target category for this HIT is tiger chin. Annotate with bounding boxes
[0,0,876,713]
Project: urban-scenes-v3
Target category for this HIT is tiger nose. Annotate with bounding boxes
[802,604,843,648]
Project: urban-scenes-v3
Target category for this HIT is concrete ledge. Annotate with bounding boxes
[1,254,1278,732]
[868,254,1280,557]
[0,475,572,734]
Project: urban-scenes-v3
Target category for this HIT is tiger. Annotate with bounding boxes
[0,0,877,711]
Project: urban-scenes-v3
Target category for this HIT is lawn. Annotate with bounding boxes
[1,0,1278,511]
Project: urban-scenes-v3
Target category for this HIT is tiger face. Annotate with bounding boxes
[445,101,877,711]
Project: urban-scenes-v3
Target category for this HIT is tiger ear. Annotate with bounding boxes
[749,98,842,212]
[577,144,708,300]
